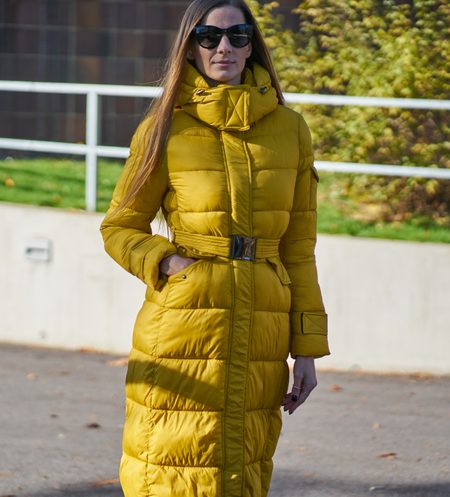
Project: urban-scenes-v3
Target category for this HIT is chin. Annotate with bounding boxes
[210,70,241,85]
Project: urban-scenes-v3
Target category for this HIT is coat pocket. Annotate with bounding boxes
[166,258,203,283]
[267,257,291,285]
[152,259,202,299]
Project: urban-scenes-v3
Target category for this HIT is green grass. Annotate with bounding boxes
[317,172,450,243]
[0,158,123,213]
[318,201,450,243]
[1,158,448,243]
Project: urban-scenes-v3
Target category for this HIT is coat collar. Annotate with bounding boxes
[176,63,279,131]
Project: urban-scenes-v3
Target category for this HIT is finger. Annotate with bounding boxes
[281,387,302,412]
[282,377,304,404]
[288,382,317,415]
[286,390,305,414]
[282,395,298,413]
[282,395,295,405]
[284,380,317,414]
[290,374,304,402]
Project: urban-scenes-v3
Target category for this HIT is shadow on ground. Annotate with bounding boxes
[269,471,450,497]
[13,477,450,497]
[17,482,123,497]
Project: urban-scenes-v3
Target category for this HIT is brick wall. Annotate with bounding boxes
[0,0,299,152]
[0,0,190,149]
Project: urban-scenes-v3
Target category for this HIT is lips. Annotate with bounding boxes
[213,60,234,65]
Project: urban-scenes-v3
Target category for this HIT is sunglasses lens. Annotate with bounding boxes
[194,24,252,49]
[228,25,252,48]
[228,34,250,48]
[195,27,221,49]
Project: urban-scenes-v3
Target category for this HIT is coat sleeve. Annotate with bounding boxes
[100,119,177,289]
[280,115,330,358]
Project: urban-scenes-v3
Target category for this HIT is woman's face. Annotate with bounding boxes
[191,6,252,86]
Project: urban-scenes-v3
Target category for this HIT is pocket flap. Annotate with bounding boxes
[301,312,327,335]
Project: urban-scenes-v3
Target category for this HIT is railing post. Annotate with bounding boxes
[85,91,99,211]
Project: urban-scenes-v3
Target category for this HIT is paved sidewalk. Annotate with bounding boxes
[0,344,448,497]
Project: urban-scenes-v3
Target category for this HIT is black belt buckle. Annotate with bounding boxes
[230,235,256,261]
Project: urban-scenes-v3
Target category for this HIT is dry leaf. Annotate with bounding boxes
[330,384,343,392]
[4,177,15,187]
[79,347,98,354]
[378,452,397,459]
[85,422,101,429]
[93,478,120,487]
[107,357,129,367]
[372,422,381,430]
[0,471,14,478]
[408,372,434,381]
[26,372,38,381]
[303,471,315,478]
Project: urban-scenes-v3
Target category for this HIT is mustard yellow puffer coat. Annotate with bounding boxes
[101,63,329,497]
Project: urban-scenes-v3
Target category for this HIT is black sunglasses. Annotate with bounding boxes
[193,24,253,49]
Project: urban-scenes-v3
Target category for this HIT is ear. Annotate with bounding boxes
[245,42,252,59]
[187,38,197,61]
[187,39,197,62]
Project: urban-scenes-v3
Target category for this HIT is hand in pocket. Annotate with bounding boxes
[159,254,198,277]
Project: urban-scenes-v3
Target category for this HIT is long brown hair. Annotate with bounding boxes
[119,0,284,209]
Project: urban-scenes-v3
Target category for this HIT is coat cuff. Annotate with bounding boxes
[138,235,177,289]
[290,311,330,358]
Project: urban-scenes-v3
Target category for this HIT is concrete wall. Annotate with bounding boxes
[1,202,449,374]
[317,235,450,374]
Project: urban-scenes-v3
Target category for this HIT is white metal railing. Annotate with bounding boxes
[0,80,449,211]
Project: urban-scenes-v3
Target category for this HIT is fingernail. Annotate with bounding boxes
[291,394,298,402]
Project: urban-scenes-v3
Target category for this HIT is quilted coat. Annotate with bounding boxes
[100,63,329,497]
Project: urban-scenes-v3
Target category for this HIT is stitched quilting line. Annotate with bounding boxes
[225,89,247,128]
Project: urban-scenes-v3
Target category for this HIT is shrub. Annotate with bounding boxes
[250,0,450,225]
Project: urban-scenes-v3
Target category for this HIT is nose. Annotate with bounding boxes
[217,34,232,53]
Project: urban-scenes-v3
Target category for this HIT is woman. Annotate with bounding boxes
[101,0,329,496]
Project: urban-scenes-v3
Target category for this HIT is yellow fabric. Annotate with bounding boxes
[173,230,280,259]
[101,63,329,497]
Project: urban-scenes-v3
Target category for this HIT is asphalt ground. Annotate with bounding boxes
[0,343,449,497]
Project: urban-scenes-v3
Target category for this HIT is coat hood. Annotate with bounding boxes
[176,63,279,131]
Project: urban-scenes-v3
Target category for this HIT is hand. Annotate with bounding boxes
[282,356,317,415]
[159,254,197,277]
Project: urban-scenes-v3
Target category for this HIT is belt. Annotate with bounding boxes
[173,230,280,261]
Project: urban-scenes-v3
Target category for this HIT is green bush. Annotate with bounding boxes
[250,0,450,226]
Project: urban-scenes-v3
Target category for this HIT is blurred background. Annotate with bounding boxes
[0,0,298,147]
[0,0,449,369]
[1,0,448,232]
